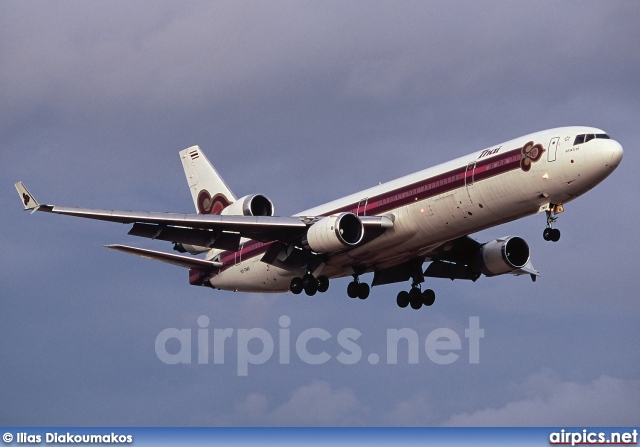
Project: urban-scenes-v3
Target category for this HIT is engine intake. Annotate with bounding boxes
[474,236,530,276]
[220,194,274,216]
[303,213,364,253]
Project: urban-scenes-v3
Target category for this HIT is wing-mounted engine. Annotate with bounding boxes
[424,235,539,282]
[220,194,274,216]
[474,236,531,276]
[261,213,393,271]
[302,213,364,254]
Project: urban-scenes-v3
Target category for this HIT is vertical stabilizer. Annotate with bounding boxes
[180,146,236,214]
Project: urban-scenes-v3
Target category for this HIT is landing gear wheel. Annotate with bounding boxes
[290,277,303,295]
[304,282,317,296]
[302,274,318,296]
[396,291,410,308]
[422,289,435,306]
[410,297,423,310]
[357,283,370,300]
[408,287,423,309]
[347,281,359,299]
[544,206,561,242]
[317,275,329,293]
[409,287,422,300]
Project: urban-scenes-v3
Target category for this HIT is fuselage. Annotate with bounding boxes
[207,126,623,292]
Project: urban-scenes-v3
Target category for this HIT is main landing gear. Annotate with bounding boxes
[290,273,329,296]
[347,275,370,300]
[396,283,435,310]
[290,273,370,299]
[543,205,561,242]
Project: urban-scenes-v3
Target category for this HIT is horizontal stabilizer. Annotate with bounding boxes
[105,244,222,270]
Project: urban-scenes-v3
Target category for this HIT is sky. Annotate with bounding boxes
[1,0,639,426]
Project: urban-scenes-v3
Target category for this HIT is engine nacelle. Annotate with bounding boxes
[220,194,274,216]
[174,243,209,255]
[303,213,364,254]
[474,236,530,276]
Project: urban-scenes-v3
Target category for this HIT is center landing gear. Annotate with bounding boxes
[347,275,370,300]
[543,205,561,242]
[396,283,435,309]
[290,273,329,296]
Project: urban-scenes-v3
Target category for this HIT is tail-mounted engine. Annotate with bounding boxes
[474,236,530,276]
[302,213,364,254]
[220,194,274,217]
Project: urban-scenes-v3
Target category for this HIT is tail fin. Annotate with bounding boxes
[15,181,40,211]
[180,146,236,214]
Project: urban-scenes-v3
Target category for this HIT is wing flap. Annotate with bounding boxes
[127,223,242,251]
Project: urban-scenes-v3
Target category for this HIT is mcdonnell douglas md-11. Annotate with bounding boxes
[16,127,623,309]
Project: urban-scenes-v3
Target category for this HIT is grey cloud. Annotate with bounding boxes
[214,381,370,426]
[445,372,640,426]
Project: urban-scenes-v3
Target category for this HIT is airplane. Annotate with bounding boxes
[15,126,623,309]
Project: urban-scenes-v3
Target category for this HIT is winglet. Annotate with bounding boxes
[15,182,40,211]
[513,259,540,282]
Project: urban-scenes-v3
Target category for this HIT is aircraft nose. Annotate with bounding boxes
[603,140,624,167]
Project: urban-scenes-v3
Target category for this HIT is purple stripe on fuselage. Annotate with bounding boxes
[215,147,525,271]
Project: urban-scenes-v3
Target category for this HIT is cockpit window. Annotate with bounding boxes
[573,133,611,145]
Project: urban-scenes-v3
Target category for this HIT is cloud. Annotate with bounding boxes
[381,395,434,426]
[445,372,640,426]
[229,380,370,426]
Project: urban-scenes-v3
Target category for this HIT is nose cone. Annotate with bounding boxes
[603,140,624,168]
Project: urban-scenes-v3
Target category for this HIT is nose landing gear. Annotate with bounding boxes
[543,204,562,242]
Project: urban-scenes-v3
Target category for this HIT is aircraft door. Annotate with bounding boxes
[547,137,560,162]
[465,161,476,203]
[356,198,368,216]
[234,242,244,265]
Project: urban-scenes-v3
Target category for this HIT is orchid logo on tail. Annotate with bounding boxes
[197,190,231,214]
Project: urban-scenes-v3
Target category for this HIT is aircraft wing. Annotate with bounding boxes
[15,181,307,243]
[15,182,392,250]
[424,235,539,281]
[373,235,539,287]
